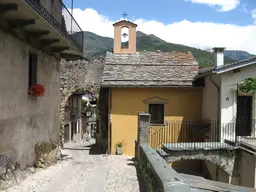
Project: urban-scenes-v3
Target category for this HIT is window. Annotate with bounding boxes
[28,53,38,88]
[149,104,164,124]
[121,26,129,49]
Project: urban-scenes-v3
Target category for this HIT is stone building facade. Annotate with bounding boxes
[0,0,83,172]
[59,58,105,146]
[0,30,60,169]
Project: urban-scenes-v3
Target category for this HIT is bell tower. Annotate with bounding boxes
[113,13,137,54]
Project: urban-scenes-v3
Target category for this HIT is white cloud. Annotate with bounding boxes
[252,8,256,24]
[65,8,256,54]
[241,4,250,13]
[185,0,240,12]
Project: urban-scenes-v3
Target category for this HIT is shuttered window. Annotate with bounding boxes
[28,53,38,88]
[149,104,164,124]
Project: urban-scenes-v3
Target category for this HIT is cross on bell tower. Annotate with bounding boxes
[121,11,128,20]
[112,12,137,54]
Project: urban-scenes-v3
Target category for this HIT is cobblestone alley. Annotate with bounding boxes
[3,140,144,192]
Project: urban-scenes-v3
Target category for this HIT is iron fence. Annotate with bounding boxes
[24,0,83,52]
[149,120,256,150]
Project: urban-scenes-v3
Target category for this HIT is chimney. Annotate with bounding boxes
[213,47,225,67]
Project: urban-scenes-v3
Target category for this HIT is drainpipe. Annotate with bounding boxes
[109,88,112,154]
[209,75,221,141]
[209,75,220,181]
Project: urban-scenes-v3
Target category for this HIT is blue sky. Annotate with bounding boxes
[64,0,256,25]
[62,0,256,54]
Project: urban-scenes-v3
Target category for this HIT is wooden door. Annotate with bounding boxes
[236,96,252,136]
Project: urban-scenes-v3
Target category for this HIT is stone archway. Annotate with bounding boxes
[59,58,105,146]
[163,149,239,177]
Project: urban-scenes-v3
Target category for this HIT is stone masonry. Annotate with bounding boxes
[164,149,239,176]
[137,112,191,192]
[59,58,105,146]
[136,112,240,177]
[136,112,151,160]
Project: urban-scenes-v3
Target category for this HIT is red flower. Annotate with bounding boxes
[29,84,45,97]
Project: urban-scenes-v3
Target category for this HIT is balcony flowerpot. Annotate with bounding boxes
[115,140,125,155]
[29,84,46,97]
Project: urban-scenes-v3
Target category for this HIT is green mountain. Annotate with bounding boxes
[83,31,238,68]
[83,31,113,58]
[224,50,255,61]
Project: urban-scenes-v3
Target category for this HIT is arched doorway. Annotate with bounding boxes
[63,90,98,143]
[60,58,104,147]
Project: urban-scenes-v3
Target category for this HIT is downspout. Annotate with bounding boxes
[209,74,220,181]
[109,88,112,154]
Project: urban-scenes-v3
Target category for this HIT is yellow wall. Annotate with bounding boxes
[109,88,202,156]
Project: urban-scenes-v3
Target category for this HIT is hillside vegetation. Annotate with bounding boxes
[83,31,253,68]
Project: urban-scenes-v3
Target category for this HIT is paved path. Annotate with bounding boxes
[3,140,144,192]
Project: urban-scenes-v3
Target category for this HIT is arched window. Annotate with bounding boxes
[121,26,129,48]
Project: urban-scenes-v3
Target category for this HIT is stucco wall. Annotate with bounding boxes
[110,87,202,156]
[51,0,62,24]
[239,151,256,188]
[39,0,62,23]
[220,64,256,141]
[202,65,256,142]
[0,30,60,169]
[202,75,220,121]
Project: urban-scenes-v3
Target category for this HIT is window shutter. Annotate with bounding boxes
[149,104,164,124]
[28,54,38,88]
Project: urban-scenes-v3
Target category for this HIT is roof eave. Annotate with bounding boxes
[214,59,256,74]
[195,57,256,79]
[194,71,215,79]
[100,84,203,88]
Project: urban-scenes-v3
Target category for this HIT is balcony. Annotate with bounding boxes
[0,0,84,60]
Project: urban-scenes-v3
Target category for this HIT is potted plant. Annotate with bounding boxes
[237,78,256,96]
[115,140,125,155]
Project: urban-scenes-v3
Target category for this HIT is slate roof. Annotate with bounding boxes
[101,51,199,87]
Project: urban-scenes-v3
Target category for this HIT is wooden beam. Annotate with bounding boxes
[25,30,49,38]
[9,19,35,28]
[0,3,18,14]
[39,39,60,46]
[48,47,69,52]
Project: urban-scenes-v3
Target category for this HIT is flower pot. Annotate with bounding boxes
[237,90,254,96]
[116,146,123,155]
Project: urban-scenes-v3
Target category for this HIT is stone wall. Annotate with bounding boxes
[96,88,109,151]
[164,149,239,176]
[136,113,191,191]
[0,30,60,170]
[59,58,105,146]
[139,144,191,192]
[135,112,241,188]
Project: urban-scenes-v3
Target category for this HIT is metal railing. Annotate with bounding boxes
[24,0,83,52]
[149,120,256,150]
